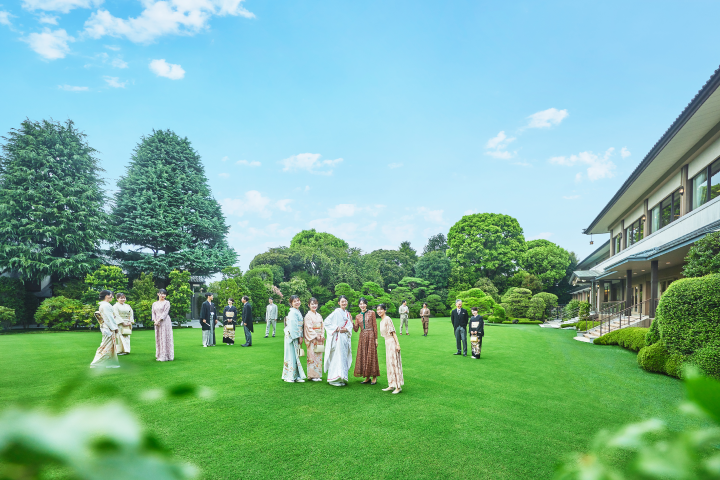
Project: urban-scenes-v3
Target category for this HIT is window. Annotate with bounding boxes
[690,158,720,211]
[614,234,622,253]
[624,217,644,247]
[650,188,683,233]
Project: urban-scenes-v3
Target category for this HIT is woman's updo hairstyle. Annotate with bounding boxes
[376,303,387,311]
[157,288,167,295]
[338,295,349,303]
[289,295,300,303]
[116,292,126,300]
[99,289,113,300]
[309,297,318,305]
[358,297,368,306]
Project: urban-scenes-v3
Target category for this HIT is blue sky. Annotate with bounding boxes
[2,0,720,271]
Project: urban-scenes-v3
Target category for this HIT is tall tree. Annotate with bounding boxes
[365,249,414,290]
[112,130,236,280]
[520,241,571,289]
[398,241,418,267]
[0,119,107,282]
[414,250,451,288]
[290,229,349,250]
[447,213,526,284]
[422,233,448,255]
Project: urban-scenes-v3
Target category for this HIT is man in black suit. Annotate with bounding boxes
[200,293,218,347]
[450,299,469,356]
[240,296,253,347]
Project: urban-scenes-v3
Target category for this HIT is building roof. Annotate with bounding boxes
[568,269,602,285]
[584,65,720,235]
[576,239,610,270]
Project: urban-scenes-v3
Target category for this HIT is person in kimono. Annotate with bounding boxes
[222,298,238,345]
[323,295,353,387]
[469,307,484,359]
[377,303,403,394]
[282,295,306,383]
[200,293,218,347]
[419,303,430,337]
[399,300,410,335]
[353,298,379,385]
[90,290,120,368]
[113,292,134,355]
[153,288,174,362]
[265,297,278,338]
[303,297,324,381]
[240,296,253,347]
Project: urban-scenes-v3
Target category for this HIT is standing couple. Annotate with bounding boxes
[282,296,404,394]
[450,299,484,359]
[200,293,253,347]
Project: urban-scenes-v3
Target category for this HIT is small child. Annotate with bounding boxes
[469,307,484,359]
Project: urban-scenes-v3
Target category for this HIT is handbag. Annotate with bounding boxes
[226,324,234,330]
[122,326,132,335]
[314,344,325,353]
[470,335,479,343]
[298,348,305,357]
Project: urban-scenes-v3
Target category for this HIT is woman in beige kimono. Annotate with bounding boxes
[153,288,174,362]
[377,303,403,394]
[113,292,134,355]
[90,290,120,368]
[303,297,324,381]
[419,303,430,337]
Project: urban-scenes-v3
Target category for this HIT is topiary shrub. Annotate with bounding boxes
[492,304,506,321]
[533,292,558,319]
[645,274,720,379]
[0,306,15,330]
[637,342,670,375]
[526,297,545,320]
[593,327,648,352]
[563,299,583,320]
[501,287,532,318]
[34,296,82,330]
[455,288,495,316]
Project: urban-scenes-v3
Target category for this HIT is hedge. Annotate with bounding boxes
[575,320,601,331]
[501,319,543,325]
[643,274,720,379]
[593,327,648,352]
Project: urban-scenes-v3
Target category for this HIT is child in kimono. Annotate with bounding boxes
[469,307,484,359]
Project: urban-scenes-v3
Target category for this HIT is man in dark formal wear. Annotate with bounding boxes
[240,295,253,347]
[200,293,218,347]
[450,299,469,356]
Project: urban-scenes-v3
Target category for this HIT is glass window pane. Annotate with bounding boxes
[711,160,720,201]
[625,227,631,246]
[672,191,681,222]
[661,197,672,228]
[651,205,660,233]
[692,170,708,210]
[638,219,644,241]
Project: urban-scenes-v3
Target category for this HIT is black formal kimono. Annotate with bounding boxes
[200,301,217,346]
[222,305,238,345]
[469,315,484,358]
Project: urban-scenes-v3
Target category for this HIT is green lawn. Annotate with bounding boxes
[0,319,689,479]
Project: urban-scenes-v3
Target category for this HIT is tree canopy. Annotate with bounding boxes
[414,250,451,289]
[111,129,236,280]
[0,119,107,282]
[520,241,571,288]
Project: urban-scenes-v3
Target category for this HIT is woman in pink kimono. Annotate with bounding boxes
[152,288,174,362]
[377,303,403,394]
[304,297,324,381]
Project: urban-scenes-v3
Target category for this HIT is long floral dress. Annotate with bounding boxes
[152,300,174,362]
[353,310,380,378]
[113,302,134,354]
[380,316,404,389]
[304,310,324,379]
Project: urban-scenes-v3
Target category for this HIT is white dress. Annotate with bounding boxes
[323,308,353,386]
[113,302,134,354]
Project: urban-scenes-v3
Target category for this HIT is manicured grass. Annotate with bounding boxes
[0,318,689,479]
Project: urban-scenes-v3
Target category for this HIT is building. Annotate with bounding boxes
[570,66,720,322]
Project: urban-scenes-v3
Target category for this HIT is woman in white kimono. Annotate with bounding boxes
[323,295,353,387]
[90,290,120,368]
[113,292,134,355]
[282,295,306,383]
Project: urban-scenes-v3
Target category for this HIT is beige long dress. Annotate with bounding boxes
[152,300,174,362]
[304,311,324,379]
[113,302,134,354]
[380,316,404,388]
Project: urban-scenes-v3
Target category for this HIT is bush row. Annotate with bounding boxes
[593,327,648,352]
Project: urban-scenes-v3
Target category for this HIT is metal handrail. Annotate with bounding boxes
[594,298,659,336]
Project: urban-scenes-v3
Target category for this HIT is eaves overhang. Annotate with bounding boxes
[585,65,720,235]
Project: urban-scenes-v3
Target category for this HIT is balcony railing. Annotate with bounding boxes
[595,298,659,336]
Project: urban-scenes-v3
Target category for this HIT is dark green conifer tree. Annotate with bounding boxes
[112,130,236,280]
[0,119,107,282]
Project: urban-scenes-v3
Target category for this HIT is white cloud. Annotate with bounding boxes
[381,224,416,244]
[221,156,228,162]
[276,199,293,212]
[550,148,617,181]
[236,160,261,167]
[562,195,580,200]
[417,207,444,223]
[103,75,126,88]
[484,130,516,160]
[220,191,273,218]
[304,185,310,192]
[575,172,583,183]
[104,44,120,51]
[526,108,569,129]
[388,162,403,169]
[621,147,631,158]
[0,11,12,26]
[24,28,73,60]
[328,204,358,218]
[23,0,102,13]
[58,84,88,91]
[280,153,343,175]
[111,57,127,68]
[149,59,184,79]
[84,0,255,44]
[527,232,552,240]
[37,13,58,24]
[218,172,230,178]
[237,220,248,227]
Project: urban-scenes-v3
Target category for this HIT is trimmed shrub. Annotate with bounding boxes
[575,320,601,331]
[637,342,670,375]
[664,353,685,379]
[593,327,648,352]
[563,299,584,320]
[0,306,15,330]
[526,297,545,320]
[501,287,532,318]
[578,302,591,322]
[455,288,495,316]
[492,304,506,321]
[533,292,558,319]
[34,296,82,330]
[646,274,720,379]
[501,318,542,325]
